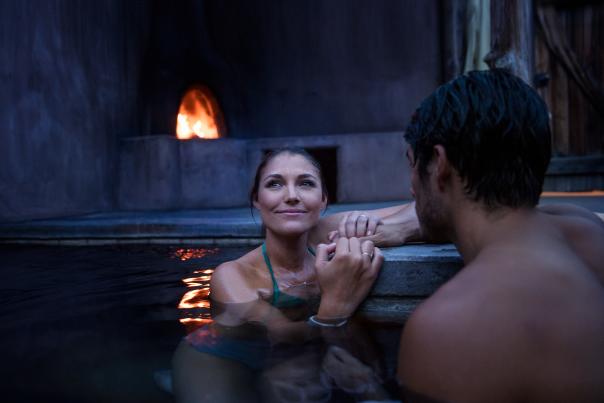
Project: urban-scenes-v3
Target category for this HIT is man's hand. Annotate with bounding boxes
[328,210,423,247]
[328,211,383,239]
[314,238,384,320]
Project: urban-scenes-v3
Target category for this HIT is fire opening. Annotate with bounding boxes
[176,85,225,140]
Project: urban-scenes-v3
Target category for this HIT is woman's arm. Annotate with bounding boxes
[210,261,328,343]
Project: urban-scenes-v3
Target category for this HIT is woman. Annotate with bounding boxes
[172,147,406,402]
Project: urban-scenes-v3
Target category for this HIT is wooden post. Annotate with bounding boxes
[485,0,534,84]
[441,0,467,81]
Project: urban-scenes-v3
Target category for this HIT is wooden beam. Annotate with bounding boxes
[485,0,534,84]
[441,0,467,81]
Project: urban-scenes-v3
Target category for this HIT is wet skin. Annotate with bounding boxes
[396,147,604,403]
[173,152,385,403]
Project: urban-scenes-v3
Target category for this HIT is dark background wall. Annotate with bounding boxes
[143,0,442,138]
[0,1,150,222]
[1,0,443,222]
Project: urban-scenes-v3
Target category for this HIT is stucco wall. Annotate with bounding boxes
[117,132,409,210]
[1,0,439,221]
[143,0,443,138]
[0,1,150,222]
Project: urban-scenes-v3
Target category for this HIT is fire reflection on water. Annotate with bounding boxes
[174,248,218,332]
[179,287,211,309]
[174,248,218,261]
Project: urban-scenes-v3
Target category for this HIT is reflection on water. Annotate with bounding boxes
[179,287,211,308]
[175,307,403,402]
[174,274,402,402]
[174,249,217,333]
[0,244,404,403]
[0,244,249,403]
[174,247,219,261]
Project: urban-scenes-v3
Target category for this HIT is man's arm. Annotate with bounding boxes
[538,203,604,228]
[310,204,410,245]
[311,202,430,247]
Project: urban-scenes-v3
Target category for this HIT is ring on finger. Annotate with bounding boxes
[362,251,373,259]
[358,214,368,220]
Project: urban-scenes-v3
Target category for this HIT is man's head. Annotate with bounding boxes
[405,69,551,211]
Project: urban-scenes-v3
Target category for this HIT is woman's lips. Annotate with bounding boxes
[276,210,307,216]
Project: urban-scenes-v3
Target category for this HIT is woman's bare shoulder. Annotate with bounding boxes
[210,247,265,303]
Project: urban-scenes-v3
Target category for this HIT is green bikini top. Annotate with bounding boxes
[261,243,315,308]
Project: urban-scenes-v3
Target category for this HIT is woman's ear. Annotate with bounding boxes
[252,197,260,210]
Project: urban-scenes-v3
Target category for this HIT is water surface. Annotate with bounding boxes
[0,245,249,403]
[0,244,403,403]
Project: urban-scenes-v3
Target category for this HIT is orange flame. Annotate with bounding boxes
[176,87,223,140]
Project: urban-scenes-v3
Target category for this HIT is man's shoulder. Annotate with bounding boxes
[400,280,497,344]
[397,277,529,401]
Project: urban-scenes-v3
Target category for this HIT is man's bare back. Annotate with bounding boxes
[318,70,604,402]
[398,206,604,402]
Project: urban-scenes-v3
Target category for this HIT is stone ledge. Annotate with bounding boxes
[359,244,461,323]
[376,245,462,297]
[359,298,424,323]
[0,202,401,240]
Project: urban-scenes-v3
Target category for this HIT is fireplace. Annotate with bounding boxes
[116,1,444,211]
[176,85,226,140]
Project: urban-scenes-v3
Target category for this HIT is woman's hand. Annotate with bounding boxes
[314,238,384,320]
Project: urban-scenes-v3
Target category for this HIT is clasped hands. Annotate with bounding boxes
[328,210,412,247]
[314,212,385,321]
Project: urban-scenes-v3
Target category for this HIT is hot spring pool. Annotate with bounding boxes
[0,245,403,403]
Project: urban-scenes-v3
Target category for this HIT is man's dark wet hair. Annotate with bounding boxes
[404,69,552,209]
[249,147,329,207]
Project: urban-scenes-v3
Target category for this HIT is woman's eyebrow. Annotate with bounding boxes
[263,173,318,181]
[262,174,283,181]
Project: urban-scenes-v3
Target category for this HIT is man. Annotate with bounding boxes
[315,69,604,402]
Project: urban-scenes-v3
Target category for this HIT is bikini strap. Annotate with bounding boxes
[262,243,280,305]
[307,246,315,256]
[262,243,315,305]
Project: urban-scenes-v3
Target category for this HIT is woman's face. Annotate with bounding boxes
[254,153,327,237]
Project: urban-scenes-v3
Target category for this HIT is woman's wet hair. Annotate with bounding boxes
[404,69,552,210]
[249,147,329,207]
